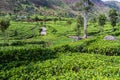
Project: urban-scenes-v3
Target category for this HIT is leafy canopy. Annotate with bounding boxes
[109,9,118,27]
[75,0,94,11]
[98,14,106,26]
[0,18,10,32]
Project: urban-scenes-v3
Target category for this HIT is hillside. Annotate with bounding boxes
[0,0,120,79]
[1,0,120,80]
[105,1,120,10]
[0,0,120,16]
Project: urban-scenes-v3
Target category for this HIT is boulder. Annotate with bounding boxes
[104,35,117,41]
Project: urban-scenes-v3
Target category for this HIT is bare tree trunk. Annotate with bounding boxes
[83,0,88,38]
[83,10,88,38]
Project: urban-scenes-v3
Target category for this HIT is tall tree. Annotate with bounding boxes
[98,14,106,33]
[75,0,94,38]
[0,18,10,43]
[109,9,118,31]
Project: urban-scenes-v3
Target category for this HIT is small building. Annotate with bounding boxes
[40,27,47,36]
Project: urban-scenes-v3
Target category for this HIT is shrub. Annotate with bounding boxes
[66,20,72,25]
[0,43,9,46]
[10,41,25,46]
[0,18,10,32]
[82,39,120,55]
[0,47,56,63]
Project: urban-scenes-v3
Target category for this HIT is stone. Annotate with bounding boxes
[69,36,82,42]
[104,35,117,41]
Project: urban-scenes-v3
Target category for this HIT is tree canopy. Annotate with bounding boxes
[109,9,118,31]
[0,18,10,33]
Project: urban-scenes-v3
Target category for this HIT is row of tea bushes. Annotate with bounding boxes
[0,41,46,46]
[53,37,120,56]
[0,37,120,64]
[0,47,56,63]
[1,53,120,79]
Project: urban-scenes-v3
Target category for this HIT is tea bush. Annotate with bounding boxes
[81,38,120,55]
[52,37,120,55]
[10,41,25,46]
[0,17,120,79]
[0,53,120,80]
[0,36,120,66]
[0,47,56,63]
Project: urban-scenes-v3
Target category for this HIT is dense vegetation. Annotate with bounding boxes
[1,52,120,79]
[0,16,120,79]
[0,0,120,80]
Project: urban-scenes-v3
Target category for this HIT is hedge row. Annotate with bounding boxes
[53,38,120,56]
[0,48,55,63]
[0,41,46,46]
[0,38,120,63]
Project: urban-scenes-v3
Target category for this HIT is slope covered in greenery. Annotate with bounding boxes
[0,18,120,79]
[0,1,120,79]
[0,0,120,15]
[1,52,120,79]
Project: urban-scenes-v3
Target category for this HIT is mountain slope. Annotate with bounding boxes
[0,0,120,16]
[105,1,120,10]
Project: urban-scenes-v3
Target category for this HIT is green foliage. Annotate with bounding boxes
[10,41,25,46]
[52,18,58,24]
[76,15,84,27]
[34,16,40,22]
[1,37,120,65]
[14,30,18,36]
[0,43,9,46]
[82,38,120,55]
[109,9,118,31]
[66,19,72,25]
[0,16,120,79]
[0,52,120,79]
[0,17,120,80]
[0,18,10,32]
[98,14,106,26]
[0,47,55,64]
[98,14,106,32]
[75,0,94,38]
[54,38,120,56]
[75,15,83,37]
[90,17,97,23]
[75,0,94,11]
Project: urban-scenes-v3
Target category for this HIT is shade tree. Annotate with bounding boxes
[98,14,106,33]
[0,18,10,43]
[109,9,118,31]
[75,0,94,38]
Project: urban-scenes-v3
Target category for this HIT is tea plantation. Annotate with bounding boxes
[1,52,120,80]
[0,19,120,79]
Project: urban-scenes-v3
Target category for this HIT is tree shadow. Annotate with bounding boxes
[88,31,100,36]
